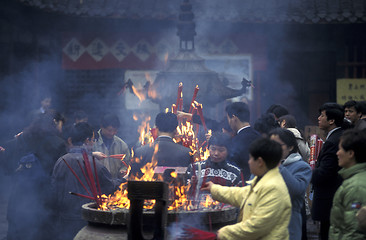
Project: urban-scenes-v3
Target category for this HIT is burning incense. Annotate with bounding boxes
[196,104,207,131]
[62,158,91,196]
[179,98,183,111]
[172,104,178,114]
[188,85,199,113]
[93,157,102,197]
[241,171,245,187]
[109,154,126,159]
[176,82,183,108]
[181,224,217,240]
[77,160,93,195]
[70,192,96,201]
[82,150,102,207]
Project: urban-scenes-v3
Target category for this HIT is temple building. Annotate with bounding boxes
[1,0,366,141]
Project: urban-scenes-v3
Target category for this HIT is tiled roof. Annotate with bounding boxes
[17,0,366,23]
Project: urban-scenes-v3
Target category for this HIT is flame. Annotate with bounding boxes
[148,88,159,99]
[164,52,169,65]
[137,116,154,146]
[145,73,159,100]
[133,114,138,121]
[145,72,152,82]
[131,84,146,102]
[170,171,178,178]
[99,87,222,212]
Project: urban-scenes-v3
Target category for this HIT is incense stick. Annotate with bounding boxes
[62,158,91,196]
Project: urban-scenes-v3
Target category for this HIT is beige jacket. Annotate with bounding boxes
[211,168,292,240]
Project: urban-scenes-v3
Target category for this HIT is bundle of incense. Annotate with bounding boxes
[241,171,245,187]
[109,154,126,159]
[70,192,98,201]
[63,151,104,208]
[82,150,103,207]
[176,82,183,109]
[197,104,207,131]
[181,224,217,240]
[309,135,323,169]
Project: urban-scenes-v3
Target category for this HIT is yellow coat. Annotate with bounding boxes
[211,167,292,240]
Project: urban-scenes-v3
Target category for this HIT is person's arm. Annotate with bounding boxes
[217,185,291,240]
[334,185,366,239]
[92,151,107,160]
[280,162,312,198]
[209,183,249,207]
[97,165,126,194]
[311,141,340,186]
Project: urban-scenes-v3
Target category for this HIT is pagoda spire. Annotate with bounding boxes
[177,0,196,51]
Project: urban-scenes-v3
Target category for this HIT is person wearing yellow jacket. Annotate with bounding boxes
[201,137,292,240]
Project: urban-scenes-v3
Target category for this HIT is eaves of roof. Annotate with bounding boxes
[17,0,366,24]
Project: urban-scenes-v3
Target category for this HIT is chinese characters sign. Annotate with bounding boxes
[337,79,366,104]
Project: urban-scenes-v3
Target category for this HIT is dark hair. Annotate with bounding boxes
[225,102,250,122]
[269,128,299,156]
[340,129,366,163]
[278,114,297,128]
[319,103,344,127]
[219,118,233,133]
[101,113,120,129]
[266,104,289,119]
[63,122,93,146]
[254,113,278,136]
[155,112,178,132]
[343,100,361,113]
[24,111,64,136]
[249,137,282,170]
[208,132,231,152]
[358,101,366,115]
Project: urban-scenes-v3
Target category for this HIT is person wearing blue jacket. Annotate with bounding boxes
[269,128,312,240]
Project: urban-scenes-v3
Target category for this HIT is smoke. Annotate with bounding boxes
[167,213,208,239]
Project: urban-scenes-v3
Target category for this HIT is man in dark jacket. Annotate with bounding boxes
[226,102,261,183]
[311,102,344,240]
[51,122,124,240]
[132,112,192,175]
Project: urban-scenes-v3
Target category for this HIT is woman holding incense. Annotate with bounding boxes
[201,137,292,240]
[269,128,312,240]
[51,122,125,240]
[186,132,242,189]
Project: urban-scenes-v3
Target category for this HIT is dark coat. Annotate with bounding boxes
[7,133,67,240]
[51,147,123,240]
[311,128,343,221]
[134,136,192,168]
[229,126,261,183]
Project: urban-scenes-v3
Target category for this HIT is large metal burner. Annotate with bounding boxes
[75,198,237,240]
[80,202,237,226]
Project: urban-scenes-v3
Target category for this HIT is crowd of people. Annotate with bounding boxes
[0,98,366,240]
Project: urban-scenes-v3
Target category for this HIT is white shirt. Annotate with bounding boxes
[326,127,341,140]
[237,125,250,134]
